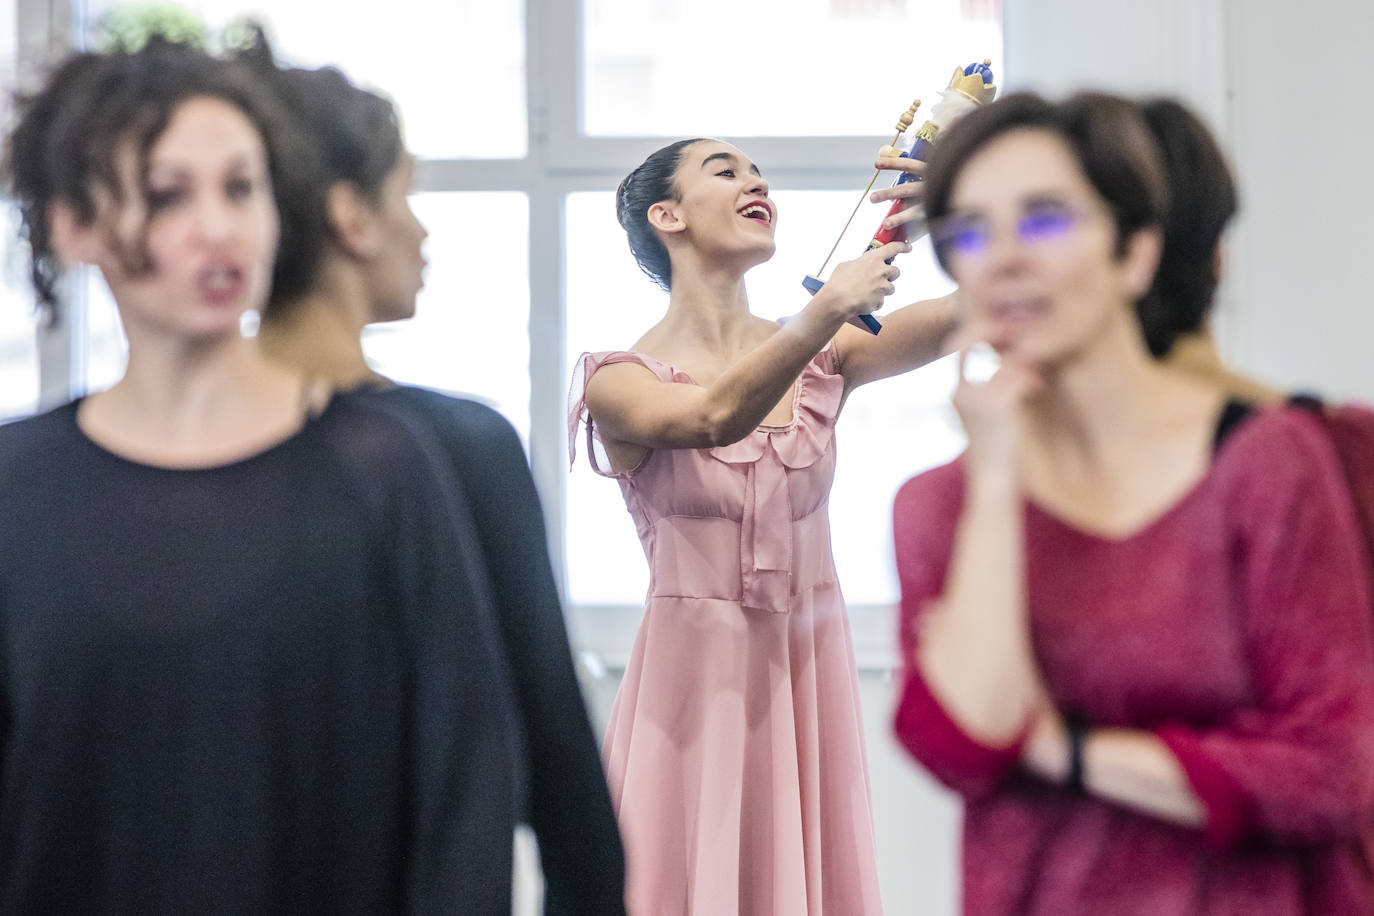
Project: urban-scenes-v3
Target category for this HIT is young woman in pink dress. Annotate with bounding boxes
[568,138,953,914]
[892,92,1374,914]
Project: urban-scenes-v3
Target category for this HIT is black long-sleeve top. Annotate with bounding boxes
[0,392,518,914]
[368,387,626,916]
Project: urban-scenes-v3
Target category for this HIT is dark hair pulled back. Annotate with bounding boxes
[240,52,403,204]
[1137,98,1238,357]
[615,138,708,291]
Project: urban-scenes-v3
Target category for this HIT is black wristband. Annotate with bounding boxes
[1064,712,1090,794]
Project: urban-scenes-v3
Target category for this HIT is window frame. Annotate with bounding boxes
[25,0,992,649]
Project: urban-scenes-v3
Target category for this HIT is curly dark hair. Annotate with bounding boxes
[2,36,327,321]
[615,138,709,291]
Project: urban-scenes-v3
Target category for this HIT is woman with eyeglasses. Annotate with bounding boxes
[890,91,1374,914]
[568,137,957,914]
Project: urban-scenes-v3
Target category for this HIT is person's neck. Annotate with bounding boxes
[258,260,381,389]
[101,330,297,431]
[1023,316,1198,469]
[655,257,759,354]
[1165,327,1284,405]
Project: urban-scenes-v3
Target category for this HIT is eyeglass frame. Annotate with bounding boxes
[927,195,1118,275]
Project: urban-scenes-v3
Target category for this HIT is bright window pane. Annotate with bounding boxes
[0,212,38,421]
[0,0,36,422]
[565,188,964,606]
[564,192,662,606]
[364,192,530,438]
[0,294,38,421]
[583,0,1001,137]
[83,0,526,159]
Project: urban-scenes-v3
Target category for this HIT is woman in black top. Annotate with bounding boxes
[251,57,627,915]
[0,40,518,913]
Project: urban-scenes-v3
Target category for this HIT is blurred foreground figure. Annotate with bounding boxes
[0,40,518,913]
[250,51,627,915]
[892,92,1374,915]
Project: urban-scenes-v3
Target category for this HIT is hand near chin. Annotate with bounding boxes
[951,328,1043,478]
[870,151,927,232]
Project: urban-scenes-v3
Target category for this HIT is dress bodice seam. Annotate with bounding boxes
[642,501,832,527]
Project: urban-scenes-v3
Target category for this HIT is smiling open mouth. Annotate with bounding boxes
[738,202,772,225]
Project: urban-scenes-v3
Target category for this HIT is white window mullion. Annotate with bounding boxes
[17,0,75,411]
[526,181,568,595]
[527,0,574,595]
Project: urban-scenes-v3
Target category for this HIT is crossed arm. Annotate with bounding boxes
[894,416,1374,847]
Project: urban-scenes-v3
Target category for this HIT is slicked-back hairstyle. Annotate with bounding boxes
[233,39,406,315]
[1137,98,1238,357]
[241,56,403,205]
[615,138,709,291]
[923,91,1170,279]
[2,36,326,321]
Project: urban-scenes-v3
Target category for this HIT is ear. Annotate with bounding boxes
[1120,225,1164,301]
[647,199,686,236]
[47,198,101,268]
[1211,243,1224,285]
[326,181,383,260]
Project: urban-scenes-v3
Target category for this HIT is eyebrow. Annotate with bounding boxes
[946,190,1078,218]
[147,151,257,177]
[700,151,762,177]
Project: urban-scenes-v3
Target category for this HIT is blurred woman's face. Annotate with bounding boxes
[935,128,1157,367]
[89,95,280,344]
[365,153,429,324]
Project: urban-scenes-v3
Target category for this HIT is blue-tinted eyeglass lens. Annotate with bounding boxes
[1017,208,1076,242]
[936,220,989,258]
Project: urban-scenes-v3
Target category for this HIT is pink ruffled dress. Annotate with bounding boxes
[568,344,883,915]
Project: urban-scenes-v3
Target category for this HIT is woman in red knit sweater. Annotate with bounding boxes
[891,92,1374,914]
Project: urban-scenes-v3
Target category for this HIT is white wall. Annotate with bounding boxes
[1004,0,1227,127]
[1005,0,1374,401]
[1223,2,1374,400]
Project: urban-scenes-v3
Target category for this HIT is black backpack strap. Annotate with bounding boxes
[1213,398,1256,455]
[1288,391,1326,415]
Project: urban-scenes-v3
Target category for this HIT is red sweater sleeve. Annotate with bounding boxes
[891,462,1026,798]
[1155,410,1374,849]
[1326,404,1374,575]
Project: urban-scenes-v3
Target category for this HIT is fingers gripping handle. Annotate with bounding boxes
[802,60,996,337]
[801,274,883,334]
